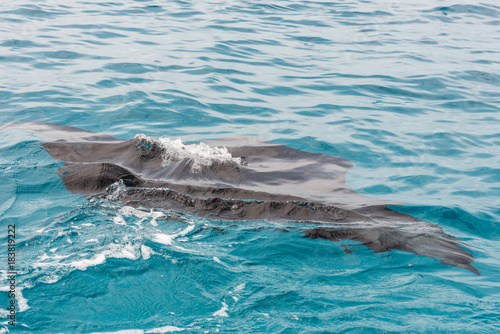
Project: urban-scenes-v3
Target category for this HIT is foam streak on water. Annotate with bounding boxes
[0,0,499,333]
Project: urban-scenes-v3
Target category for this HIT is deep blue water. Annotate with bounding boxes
[1,0,500,333]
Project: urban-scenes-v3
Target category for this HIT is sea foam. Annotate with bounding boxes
[134,134,241,172]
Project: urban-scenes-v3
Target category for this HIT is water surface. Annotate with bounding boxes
[0,0,499,333]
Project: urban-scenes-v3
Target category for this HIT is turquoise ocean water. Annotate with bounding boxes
[1,0,499,332]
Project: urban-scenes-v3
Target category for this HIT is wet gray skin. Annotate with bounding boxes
[0,122,479,274]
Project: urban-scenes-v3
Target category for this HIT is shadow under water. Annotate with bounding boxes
[0,122,479,275]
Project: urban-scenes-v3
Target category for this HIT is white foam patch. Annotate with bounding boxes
[119,206,164,226]
[41,275,61,284]
[213,256,223,264]
[88,326,185,334]
[148,211,164,227]
[16,289,29,313]
[176,224,195,237]
[72,253,107,271]
[172,245,196,254]
[135,134,241,172]
[89,331,144,334]
[71,243,140,271]
[229,283,245,303]
[113,215,127,225]
[32,242,149,285]
[0,287,29,316]
[212,302,229,317]
[151,224,195,246]
[145,325,185,333]
[141,245,153,260]
[38,253,70,262]
[152,234,174,245]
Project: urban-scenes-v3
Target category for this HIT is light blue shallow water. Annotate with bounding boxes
[1,0,500,333]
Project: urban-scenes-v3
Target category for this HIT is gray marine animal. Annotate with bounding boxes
[0,122,479,274]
